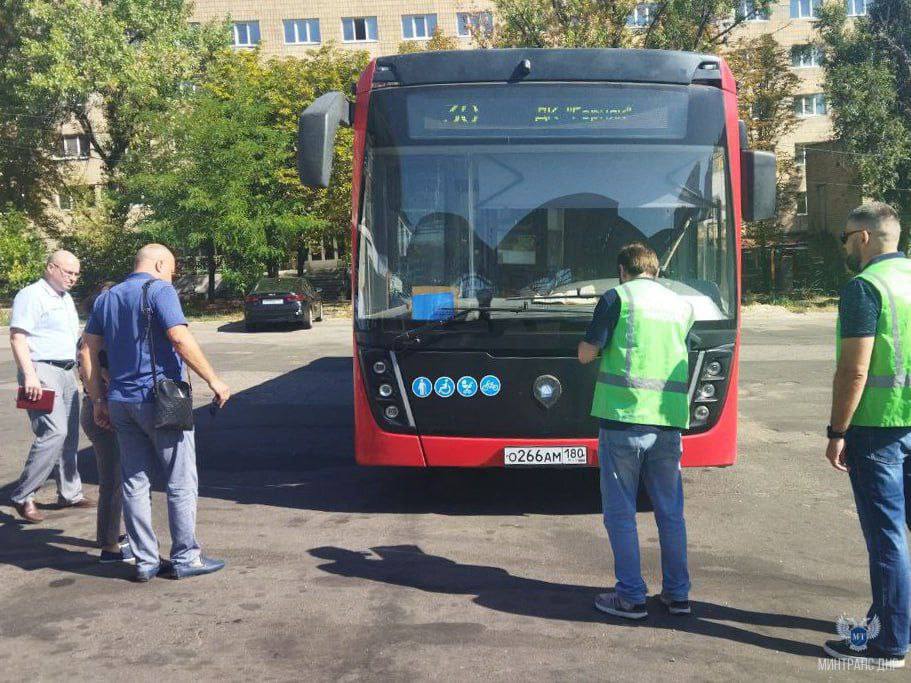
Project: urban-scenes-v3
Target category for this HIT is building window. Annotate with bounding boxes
[61,134,90,159]
[791,44,822,68]
[795,144,807,167]
[796,192,808,215]
[626,3,656,27]
[342,17,378,42]
[232,21,260,47]
[456,11,493,37]
[794,93,827,117]
[402,14,437,40]
[736,0,771,20]
[284,19,320,45]
[846,0,867,15]
[56,192,74,211]
[790,0,822,19]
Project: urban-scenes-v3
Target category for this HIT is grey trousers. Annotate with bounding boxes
[12,362,83,505]
[80,395,123,548]
[108,400,201,572]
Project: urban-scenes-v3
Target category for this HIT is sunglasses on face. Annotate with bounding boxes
[840,228,867,245]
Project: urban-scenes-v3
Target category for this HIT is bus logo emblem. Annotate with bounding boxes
[480,375,501,397]
[434,376,455,398]
[534,375,562,409]
[457,376,478,397]
[412,377,433,398]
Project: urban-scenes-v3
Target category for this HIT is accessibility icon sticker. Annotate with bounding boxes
[457,376,478,397]
[412,376,433,398]
[434,376,456,398]
[479,375,501,397]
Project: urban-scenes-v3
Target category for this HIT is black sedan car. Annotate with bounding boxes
[244,277,323,331]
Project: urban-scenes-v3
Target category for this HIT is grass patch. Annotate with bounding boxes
[743,293,839,313]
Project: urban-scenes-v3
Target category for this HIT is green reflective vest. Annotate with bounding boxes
[837,256,911,427]
[591,278,694,429]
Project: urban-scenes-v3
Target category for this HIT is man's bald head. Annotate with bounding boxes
[844,202,904,271]
[44,249,80,293]
[134,243,177,283]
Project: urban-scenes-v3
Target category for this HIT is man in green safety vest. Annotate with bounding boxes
[578,242,694,620]
[822,203,911,670]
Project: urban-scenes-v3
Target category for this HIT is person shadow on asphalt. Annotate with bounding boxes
[309,545,832,658]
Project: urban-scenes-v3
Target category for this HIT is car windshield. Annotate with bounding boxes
[254,279,301,293]
[358,83,734,328]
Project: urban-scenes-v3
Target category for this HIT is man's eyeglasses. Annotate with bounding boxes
[52,262,80,279]
[840,228,867,245]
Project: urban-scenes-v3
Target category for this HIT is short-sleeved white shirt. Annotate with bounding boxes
[9,278,79,361]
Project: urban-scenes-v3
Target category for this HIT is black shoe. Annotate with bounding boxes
[167,556,226,580]
[594,592,648,620]
[823,640,906,669]
[658,593,691,615]
[100,544,136,565]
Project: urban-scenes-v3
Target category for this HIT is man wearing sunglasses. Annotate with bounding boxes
[8,250,91,523]
[822,202,911,669]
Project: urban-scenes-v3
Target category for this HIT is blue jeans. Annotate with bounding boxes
[109,401,201,572]
[845,426,911,657]
[599,426,689,604]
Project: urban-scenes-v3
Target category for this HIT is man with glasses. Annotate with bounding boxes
[9,250,91,523]
[822,202,911,669]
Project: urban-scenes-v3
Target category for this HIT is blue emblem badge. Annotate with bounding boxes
[479,375,501,397]
[457,376,478,397]
[434,376,455,398]
[412,376,433,398]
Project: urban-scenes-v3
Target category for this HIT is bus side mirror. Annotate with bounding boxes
[741,150,776,222]
[297,91,350,188]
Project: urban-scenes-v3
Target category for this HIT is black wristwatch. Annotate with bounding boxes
[827,425,847,439]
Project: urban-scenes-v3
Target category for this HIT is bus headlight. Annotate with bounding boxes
[693,405,710,421]
[373,360,387,374]
[378,383,394,398]
[704,361,722,378]
[384,405,400,420]
[698,383,716,399]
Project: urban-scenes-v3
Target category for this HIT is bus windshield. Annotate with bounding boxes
[358,83,735,328]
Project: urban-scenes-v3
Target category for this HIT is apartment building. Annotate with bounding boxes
[52,0,861,244]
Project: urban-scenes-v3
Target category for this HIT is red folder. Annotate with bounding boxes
[16,388,55,412]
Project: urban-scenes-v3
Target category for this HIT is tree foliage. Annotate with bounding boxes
[125,45,368,297]
[399,29,461,54]
[482,0,772,51]
[0,206,46,297]
[725,34,801,244]
[818,0,911,230]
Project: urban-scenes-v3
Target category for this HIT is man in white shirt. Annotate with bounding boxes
[9,250,92,523]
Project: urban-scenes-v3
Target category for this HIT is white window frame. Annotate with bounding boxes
[232,21,260,47]
[791,44,821,68]
[402,14,437,40]
[627,3,656,27]
[795,144,807,167]
[342,16,378,43]
[456,11,493,38]
[846,0,867,16]
[56,192,74,211]
[737,0,771,21]
[284,18,320,45]
[791,0,821,19]
[795,94,827,117]
[60,134,89,159]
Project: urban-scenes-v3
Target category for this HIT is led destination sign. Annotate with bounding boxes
[407,84,688,139]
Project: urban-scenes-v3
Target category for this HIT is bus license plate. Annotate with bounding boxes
[504,446,588,466]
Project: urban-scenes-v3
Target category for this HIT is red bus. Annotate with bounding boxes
[297,49,775,469]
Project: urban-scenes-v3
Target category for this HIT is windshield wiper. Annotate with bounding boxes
[507,293,601,303]
[393,305,585,348]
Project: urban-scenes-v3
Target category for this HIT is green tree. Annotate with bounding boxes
[399,28,461,54]
[126,46,368,299]
[725,34,801,245]
[482,0,772,51]
[0,206,46,297]
[818,0,911,242]
[10,0,228,220]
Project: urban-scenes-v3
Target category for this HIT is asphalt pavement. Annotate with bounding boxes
[0,309,883,681]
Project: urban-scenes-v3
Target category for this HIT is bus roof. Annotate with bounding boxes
[372,48,724,89]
